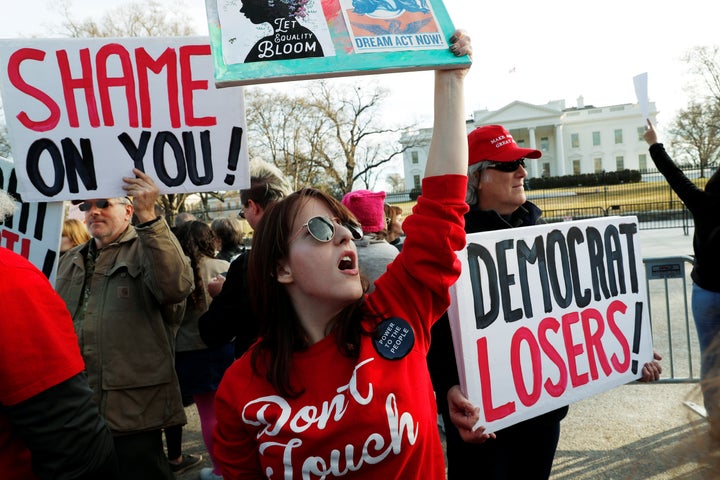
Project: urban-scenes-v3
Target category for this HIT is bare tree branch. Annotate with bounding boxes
[669,99,720,177]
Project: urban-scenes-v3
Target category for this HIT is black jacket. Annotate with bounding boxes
[198,252,258,357]
[426,202,568,480]
[649,142,720,292]
[4,373,119,479]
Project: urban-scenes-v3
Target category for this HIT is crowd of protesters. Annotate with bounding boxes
[10,25,715,480]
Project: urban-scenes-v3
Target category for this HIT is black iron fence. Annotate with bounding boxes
[182,166,712,234]
[386,166,711,232]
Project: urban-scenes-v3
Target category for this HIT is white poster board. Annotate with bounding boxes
[0,36,249,202]
[0,156,63,284]
[633,72,649,123]
[448,216,654,433]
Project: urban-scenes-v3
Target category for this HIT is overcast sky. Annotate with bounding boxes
[3,0,718,187]
[4,0,718,128]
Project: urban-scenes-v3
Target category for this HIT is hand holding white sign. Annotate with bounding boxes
[447,385,495,442]
[122,168,159,224]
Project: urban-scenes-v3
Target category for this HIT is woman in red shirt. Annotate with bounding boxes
[213,30,486,479]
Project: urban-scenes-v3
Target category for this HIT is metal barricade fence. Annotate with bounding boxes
[643,256,699,383]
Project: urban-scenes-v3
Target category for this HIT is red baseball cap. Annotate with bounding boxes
[468,125,542,165]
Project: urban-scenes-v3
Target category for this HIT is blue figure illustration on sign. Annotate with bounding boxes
[348,0,435,37]
[351,0,429,15]
[241,0,325,62]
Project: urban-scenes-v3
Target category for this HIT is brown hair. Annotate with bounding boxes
[384,204,402,229]
[248,187,370,397]
[173,220,217,309]
[211,217,245,250]
[62,219,91,247]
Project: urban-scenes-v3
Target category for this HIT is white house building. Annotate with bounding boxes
[400,97,658,191]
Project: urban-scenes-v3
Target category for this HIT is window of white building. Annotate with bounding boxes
[542,163,550,177]
[540,137,549,151]
[592,131,601,146]
[614,129,623,144]
[637,126,646,141]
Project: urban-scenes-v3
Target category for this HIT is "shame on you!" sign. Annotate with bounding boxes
[0,36,249,202]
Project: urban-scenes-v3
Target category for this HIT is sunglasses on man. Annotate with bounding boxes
[485,158,526,172]
[77,199,124,212]
[290,216,363,244]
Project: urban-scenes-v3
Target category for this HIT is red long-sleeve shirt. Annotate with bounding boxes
[214,174,468,480]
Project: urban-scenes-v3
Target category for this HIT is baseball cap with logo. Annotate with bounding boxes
[468,125,542,165]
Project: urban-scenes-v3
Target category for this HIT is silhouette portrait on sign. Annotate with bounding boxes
[241,0,325,63]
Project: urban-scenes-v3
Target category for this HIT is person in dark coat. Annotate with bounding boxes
[199,160,292,358]
[427,124,567,480]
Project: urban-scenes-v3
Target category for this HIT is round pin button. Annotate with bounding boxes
[373,317,415,360]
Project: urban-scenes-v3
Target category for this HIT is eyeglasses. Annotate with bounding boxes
[78,199,124,212]
[289,216,363,244]
[485,158,526,173]
[238,205,246,219]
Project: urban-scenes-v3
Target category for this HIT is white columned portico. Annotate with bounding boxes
[555,124,566,176]
[527,127,538,178]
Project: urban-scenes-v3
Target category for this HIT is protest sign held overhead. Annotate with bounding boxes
[0,36,249,203]
[448,216,654,433]
[205,0,470,86]
[0,156,63,284]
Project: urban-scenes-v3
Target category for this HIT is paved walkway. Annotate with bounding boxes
[553,382,719,479]
[553,226,719,479]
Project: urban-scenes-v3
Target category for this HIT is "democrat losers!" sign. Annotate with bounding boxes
[448,216,653,433]
[0,36,249,202]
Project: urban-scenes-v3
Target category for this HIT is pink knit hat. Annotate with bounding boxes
[341,190,387,233]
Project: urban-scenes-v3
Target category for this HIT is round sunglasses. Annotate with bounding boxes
[290,216,363,244]
[77,199,125,212]
[485,158,526,172]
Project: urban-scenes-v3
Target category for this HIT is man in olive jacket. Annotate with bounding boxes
[56,168,194,480]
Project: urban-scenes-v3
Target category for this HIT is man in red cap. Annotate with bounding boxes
[428,125,661,478]
[427,124,567,480]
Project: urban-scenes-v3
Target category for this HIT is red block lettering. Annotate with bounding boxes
[580,308,613,380]
[96,44,138,128]
[8,48,61,132]
[562,311,589,387]
[510,327,543,407]
[538,317,568,397]
[57,48,100,128]
[476,336,515,422]
[179,45,215,127]
[607,300,631,373]
[1,230,30,258]
[135,47,180,128]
